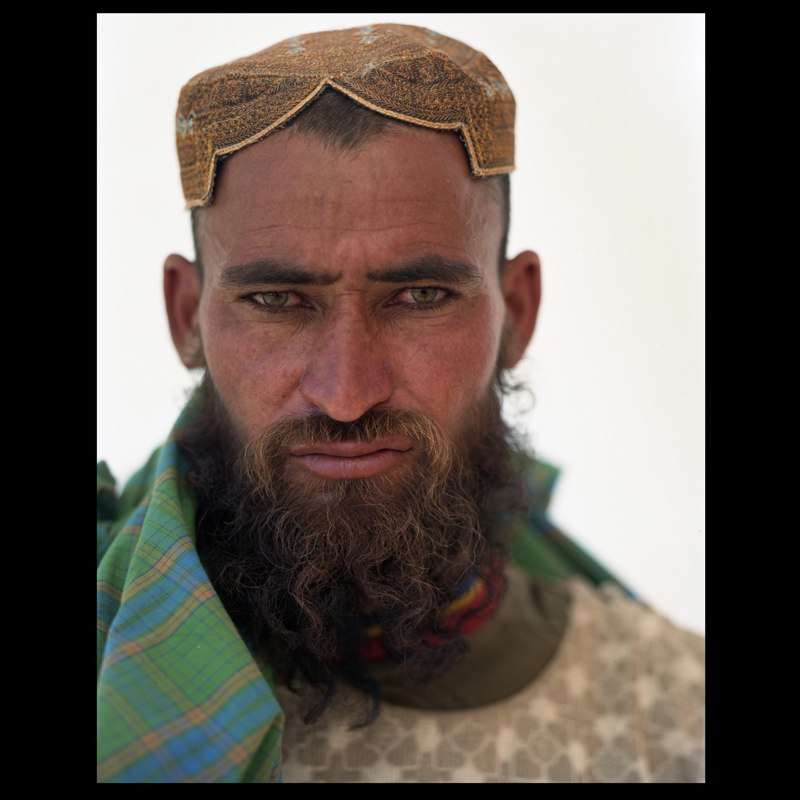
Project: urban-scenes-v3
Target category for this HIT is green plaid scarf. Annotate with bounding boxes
[97,401,634,783]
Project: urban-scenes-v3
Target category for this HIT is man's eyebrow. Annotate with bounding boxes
[219,261,340,287]
[218,255,483,288]
[366,256,483,286]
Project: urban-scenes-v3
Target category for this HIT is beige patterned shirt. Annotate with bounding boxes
[275,575,704,782]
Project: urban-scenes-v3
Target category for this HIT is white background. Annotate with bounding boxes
[97,13,704,634]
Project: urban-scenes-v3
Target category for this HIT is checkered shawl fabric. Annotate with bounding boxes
[97,403,283,783]
[176,23,516,207]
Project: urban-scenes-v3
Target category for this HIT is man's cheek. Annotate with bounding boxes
[204,324,305,404]
[395,326,499,403]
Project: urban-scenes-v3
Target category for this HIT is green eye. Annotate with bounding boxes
[256,291,290,307]
[409,288,440,304]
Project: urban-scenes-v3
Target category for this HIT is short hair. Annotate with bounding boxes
[192,88,510,275]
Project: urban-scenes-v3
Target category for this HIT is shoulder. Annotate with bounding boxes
[564,576,704,676]
[96,445,166,564]
[553,576,705,782]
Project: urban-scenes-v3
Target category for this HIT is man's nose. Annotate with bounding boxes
[298,306,393,422]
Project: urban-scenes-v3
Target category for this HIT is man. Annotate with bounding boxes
[97,23,704,783]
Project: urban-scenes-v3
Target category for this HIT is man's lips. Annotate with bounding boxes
[288,439,413,480]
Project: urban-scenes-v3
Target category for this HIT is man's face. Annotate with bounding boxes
[167,123,541,708]
[188,127,515,476]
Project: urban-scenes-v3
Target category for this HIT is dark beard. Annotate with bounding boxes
[178,373,528,725]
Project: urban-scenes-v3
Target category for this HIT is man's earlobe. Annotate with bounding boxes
[501,250,541,369]
[163,254,205,369]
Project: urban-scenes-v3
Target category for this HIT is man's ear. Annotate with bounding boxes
[164,254,205,369]
[500,250,541,369]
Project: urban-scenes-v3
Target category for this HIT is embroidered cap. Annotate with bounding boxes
[176,23,515,208]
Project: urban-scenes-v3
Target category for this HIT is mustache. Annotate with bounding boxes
[248,408,443,447]
[241,408,455,485]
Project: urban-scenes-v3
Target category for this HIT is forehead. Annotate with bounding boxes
[195,127,502,277]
